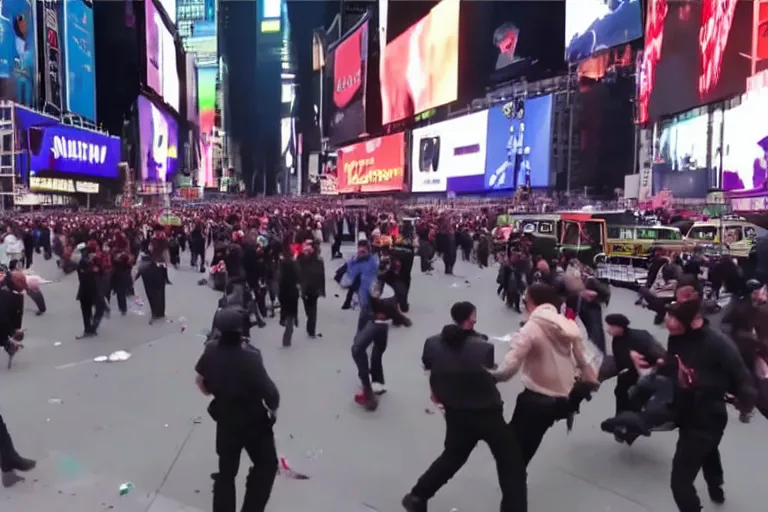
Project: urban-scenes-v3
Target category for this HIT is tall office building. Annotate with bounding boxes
[177,0,219,188]
[219,0,282,194]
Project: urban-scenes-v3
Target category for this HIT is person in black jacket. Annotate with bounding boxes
[630,280,755,511]
[195,308,280,512]
[297,240,325,338]
[603,314,666,415]
[402,301,527,512]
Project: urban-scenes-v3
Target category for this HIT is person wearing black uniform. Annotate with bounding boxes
[195,308,280,512]
[631,282,756,512]
[603,313,666,415]
[297,240,325,338]
[76,245,103,338]
[402,302,527,512]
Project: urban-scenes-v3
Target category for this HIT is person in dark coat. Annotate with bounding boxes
[277,247,300,347]
[296,240,325,338]
[603,314,666,415]
[76,244,104,338]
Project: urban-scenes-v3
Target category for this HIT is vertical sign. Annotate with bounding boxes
[42,0,63,111]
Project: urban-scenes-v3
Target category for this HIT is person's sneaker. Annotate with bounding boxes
[401,493,427,512]
[708,484,725,504]
[308,333,322,339]
[372,382,387,395]
[2,471,25,488]
[354,390,378,411]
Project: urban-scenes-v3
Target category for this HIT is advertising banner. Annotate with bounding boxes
[0,0,36,107]
[145,0,179,111]
[410,111,489,193]
[380,0,459,124]
[138,94,179,182]
[14,107,120,179]
[337,131,405,193]
[62,0,96,121]
[40,0,63,111]
[484,94,553,190]
[197,64,216,187]
[638,0,753,123]
[29,176,98,193]
[185,53,198,124]
[722,89,768,191]
[326,18,368,147]
[565,0,643,62]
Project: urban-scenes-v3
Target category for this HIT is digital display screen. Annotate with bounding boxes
[565,0,643,62]
[722,92,768,191]
[336,132,405,193]
[197,64,216,187]
[484,94,553,190]
[380,0,459,124]
[145,0,179,111]
[138,94,178,181]
[14,106,120,179]
[327,19,369,146]
[0,0,36,107]
[637,0,753,123]
[409,111,489,193]
[62,0,96,121]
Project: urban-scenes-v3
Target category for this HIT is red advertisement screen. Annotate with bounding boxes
[637,0,753,124]
[337,132,406,193]
[380,0,459,124]
[327,19,369,146]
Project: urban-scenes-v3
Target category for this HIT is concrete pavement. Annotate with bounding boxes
[0,249,766,511]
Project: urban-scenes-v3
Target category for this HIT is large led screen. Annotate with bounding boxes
[185,54,198,124]
[380,0,459,124]
[327,18,369,147]
[0,0,36,107]
[198,64,216,187]
[62,0,96,121]
[145,0,179,111]
[637,0,753,124]
[337,132,405,193]
[485,94,553,190]
[722,92,768,191]
[565,0,643,62]
[138,95,178,182]
[410,111,489,193]
[14,107,120,179]
[655,113,708,173]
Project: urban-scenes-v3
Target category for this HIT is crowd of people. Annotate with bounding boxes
[0,196,765,512]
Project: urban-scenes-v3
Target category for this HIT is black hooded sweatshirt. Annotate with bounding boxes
[422,324,501,410]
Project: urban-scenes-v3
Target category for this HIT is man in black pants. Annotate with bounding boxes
[195,308,280,512]
[402,302,527,512]
[0,412,36,487]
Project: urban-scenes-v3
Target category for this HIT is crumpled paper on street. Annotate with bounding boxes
[94,350,131,363]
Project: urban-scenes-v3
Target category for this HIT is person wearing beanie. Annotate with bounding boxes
[603,313,666,416]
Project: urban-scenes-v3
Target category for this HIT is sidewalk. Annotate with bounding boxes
[2,452,205,512]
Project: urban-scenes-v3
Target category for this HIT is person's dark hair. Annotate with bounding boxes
[450,301,476,325]
[526,282,560,308]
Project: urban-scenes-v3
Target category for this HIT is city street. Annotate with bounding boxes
[1,249,767,511]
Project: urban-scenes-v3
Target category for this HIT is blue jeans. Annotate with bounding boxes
[351,310,388,389]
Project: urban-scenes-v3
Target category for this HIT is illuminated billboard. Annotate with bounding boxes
[261,0,281,33]
[198,64,216,187]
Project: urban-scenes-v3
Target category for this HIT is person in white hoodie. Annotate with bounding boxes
[490,282,598,466]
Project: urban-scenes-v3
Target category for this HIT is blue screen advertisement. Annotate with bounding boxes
[14,107,121,179]
[484,94,553,190]
[62,0,96,121]
[0,0,36,107]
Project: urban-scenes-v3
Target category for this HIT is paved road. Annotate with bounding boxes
[1,248,767,511]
